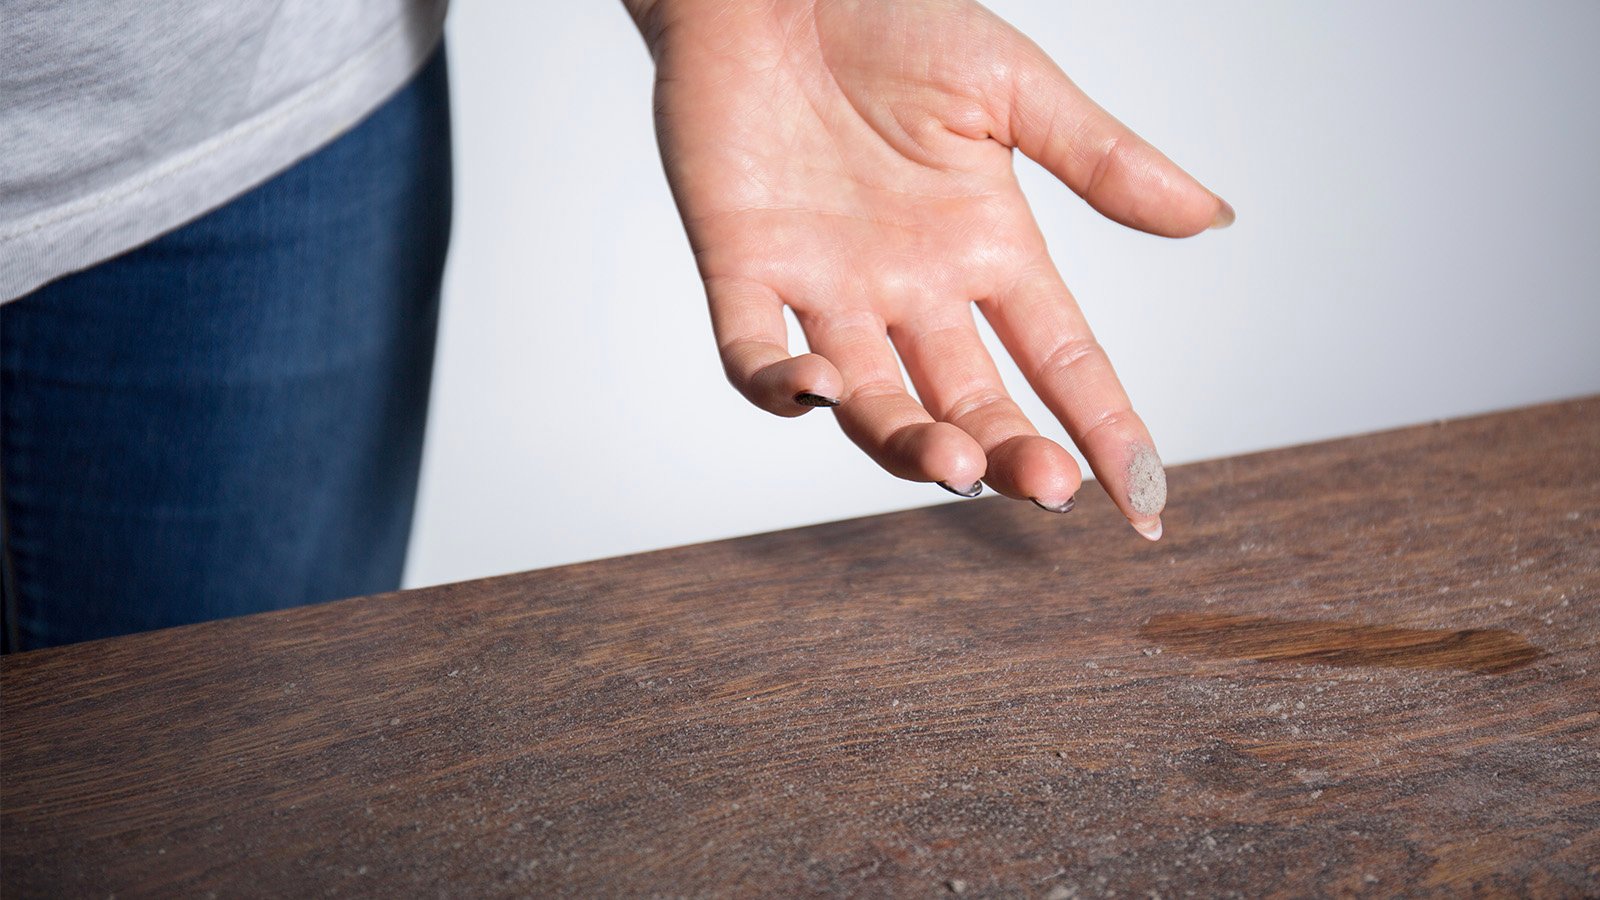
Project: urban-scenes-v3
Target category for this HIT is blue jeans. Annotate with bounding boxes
[1,48,452,651]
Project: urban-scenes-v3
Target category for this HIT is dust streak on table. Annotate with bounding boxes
[4,398,1598,898]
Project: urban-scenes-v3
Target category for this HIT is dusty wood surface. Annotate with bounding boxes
[4,398,1598,898]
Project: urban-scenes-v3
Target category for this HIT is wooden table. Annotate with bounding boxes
[4,398,1598,898]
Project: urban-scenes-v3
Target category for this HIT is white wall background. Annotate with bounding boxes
[405,0,1600,589]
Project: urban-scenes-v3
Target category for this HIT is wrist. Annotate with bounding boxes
[621,0,668,51]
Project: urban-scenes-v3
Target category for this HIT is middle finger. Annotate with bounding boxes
[889,303,1082,510]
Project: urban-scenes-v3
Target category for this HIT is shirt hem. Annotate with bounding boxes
[0,2,449,304]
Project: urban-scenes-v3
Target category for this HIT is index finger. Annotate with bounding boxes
[981,265,1167,540]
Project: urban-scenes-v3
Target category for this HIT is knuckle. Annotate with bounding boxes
[1083,133,1128,201]
[1033,336,1107,384]
[942,387,1013,427]
[896,320,968,358]
[718,340,768,377]
[848,380,906,404]
[816,308,888,336]
[1079,406,1135,444]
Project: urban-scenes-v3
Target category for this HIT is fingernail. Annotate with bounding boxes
[1031,495,1076,514]
[938,480,983,498]
[794,391,840,408]
[1133,517,1164,542]
[1209,196,1236,230]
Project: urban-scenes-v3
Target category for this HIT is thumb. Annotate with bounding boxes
[999,37,1233,237]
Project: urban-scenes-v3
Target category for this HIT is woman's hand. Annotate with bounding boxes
[627,0,1232,539]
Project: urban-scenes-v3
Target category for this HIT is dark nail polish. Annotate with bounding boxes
[938,480,983,498]
[1032,496,1076,514]
[794,391,840,408]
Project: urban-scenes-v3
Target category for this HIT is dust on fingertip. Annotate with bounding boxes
[1127,446,1167,517]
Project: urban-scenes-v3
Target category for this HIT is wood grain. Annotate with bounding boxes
[4,397,1598,898]
[1139,612,1547,674]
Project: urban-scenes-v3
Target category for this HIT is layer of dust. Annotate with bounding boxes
[1126,445,1167,516]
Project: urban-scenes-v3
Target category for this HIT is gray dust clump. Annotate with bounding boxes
[1127,446,1167,516]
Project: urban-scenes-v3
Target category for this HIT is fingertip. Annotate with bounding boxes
[887,421,986,488]
[983,434,1082,505]
[792,352,845,403]
[1086,150,1230,238]
[1073,422,1170,539]
[749,354,844,417]
[1121,445,1166,540]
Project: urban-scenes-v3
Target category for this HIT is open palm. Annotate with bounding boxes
[632,0,1231,539]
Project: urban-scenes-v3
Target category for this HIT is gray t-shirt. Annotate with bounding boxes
[0,0,449,303]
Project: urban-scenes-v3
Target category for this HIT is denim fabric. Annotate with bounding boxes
[1,47,452,651]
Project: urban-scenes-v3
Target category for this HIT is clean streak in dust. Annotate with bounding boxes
[1139,612,1546,674]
